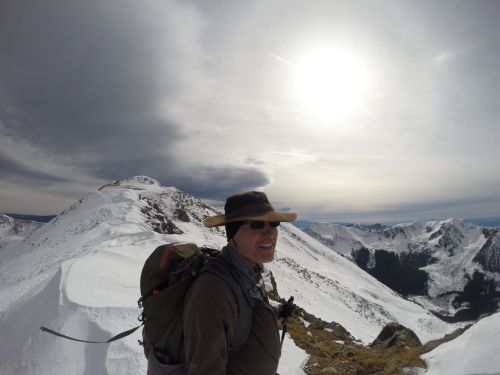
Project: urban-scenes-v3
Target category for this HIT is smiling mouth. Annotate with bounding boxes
[259,243,275,249]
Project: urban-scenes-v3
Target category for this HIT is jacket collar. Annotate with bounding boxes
[222,246,264,302]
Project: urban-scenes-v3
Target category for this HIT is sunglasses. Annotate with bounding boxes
[243,221,280,229]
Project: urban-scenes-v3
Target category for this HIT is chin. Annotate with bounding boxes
[261,253,275,264]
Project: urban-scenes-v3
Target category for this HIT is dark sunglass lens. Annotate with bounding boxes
[249,221,265,229]
[248,221,280,229]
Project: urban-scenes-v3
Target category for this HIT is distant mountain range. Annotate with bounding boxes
[305,220,500,322]
[4,214,57,223]
[293,218,500,229]
[6,213,500,228]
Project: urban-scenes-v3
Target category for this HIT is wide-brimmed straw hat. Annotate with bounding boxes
[203,191,297,227]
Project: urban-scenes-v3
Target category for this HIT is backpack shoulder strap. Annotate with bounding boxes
[202,255,253,352]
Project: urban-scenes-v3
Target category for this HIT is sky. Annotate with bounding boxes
[1,0,500,224]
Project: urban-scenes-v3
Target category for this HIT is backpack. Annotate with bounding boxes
[40,241,253,373]
[138,242,253,371]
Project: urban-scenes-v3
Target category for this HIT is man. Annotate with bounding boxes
[182,191,297,374]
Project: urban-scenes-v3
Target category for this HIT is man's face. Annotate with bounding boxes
[230,221,279,266]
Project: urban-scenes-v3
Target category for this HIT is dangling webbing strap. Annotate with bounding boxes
[40,324,142,344]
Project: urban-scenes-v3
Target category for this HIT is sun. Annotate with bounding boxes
[293,48,369,118]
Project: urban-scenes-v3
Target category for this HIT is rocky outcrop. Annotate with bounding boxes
[140,197,183,234]
[474,229,500,272]
[370,322,422,349]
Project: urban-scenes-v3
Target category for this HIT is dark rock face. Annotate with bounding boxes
[370,322,422,349]
[351,247,370,269]
[451,271,500,320]
[140,197,183,235]
[174,208,190,223]
[430,222,465,256]
[473,229,500,272]
[352,249,430,296]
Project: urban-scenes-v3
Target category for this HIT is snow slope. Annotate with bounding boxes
[0,214,42,258]
[423,312,500,375]
[0,176,460,374]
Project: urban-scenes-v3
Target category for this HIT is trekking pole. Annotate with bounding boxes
[280,319,288,349]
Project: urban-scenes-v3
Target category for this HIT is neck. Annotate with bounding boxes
[229,239,259,268]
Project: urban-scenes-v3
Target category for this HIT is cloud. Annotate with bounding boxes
[0,149,70,185]
[0,0,210,182]
[173,165,270,200]
[1,0,500,222]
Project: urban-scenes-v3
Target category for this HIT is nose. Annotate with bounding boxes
[262,222,278,234]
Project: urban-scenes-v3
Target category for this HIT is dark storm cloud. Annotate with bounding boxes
[172,166,271,200]
[0,150,69,185]
[0,0,201,180]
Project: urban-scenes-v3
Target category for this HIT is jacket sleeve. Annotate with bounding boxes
[183,272,239,375]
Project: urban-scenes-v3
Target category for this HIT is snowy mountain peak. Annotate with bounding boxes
[305,218,500,319]
[0,214,43,254]
[98,175,163,190]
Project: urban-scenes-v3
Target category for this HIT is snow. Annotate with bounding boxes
[269,223,457,344]
[422,312,500,375]
[0,214,42,261]
[306,219,499,312]
[0,176,470,374]
[278,332,308,375]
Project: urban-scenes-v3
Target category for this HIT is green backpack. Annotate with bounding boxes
[40,242,252,373]
[139,242,253,371]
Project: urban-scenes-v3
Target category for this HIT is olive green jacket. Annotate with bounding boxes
[182,248,281,374]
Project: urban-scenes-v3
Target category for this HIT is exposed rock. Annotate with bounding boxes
[352,249,430,296]
[451,271,500,320]
[370,322,422,349]
[421,326,471,354]
[140,197,184,235]
[292,305,354,342]
[174,208,190,222]
[473,229,500,272]
[308,320,353,342]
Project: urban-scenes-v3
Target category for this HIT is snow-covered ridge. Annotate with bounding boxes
[99,175,163,189]
[0,214,43,259]
[0,214,42,239]
[305,220,500,318]
[0,177,461,374]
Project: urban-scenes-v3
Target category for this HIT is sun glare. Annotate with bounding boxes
[294,48,369,118]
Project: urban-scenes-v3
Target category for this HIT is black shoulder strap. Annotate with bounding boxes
[40,324,142,344]
[202,256,253,352]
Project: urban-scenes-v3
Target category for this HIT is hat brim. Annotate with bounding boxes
[203,211,297,227]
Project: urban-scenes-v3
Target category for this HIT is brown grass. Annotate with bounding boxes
[282,313,427,375]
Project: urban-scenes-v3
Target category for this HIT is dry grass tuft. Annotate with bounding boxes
[281,308,427,375]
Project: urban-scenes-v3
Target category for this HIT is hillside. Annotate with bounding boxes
[0,176,469,374]
[0,214,43,259]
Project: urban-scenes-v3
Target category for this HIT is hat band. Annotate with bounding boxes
[226,202,275,221]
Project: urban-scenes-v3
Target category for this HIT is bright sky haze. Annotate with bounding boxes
[1,0,499,223]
